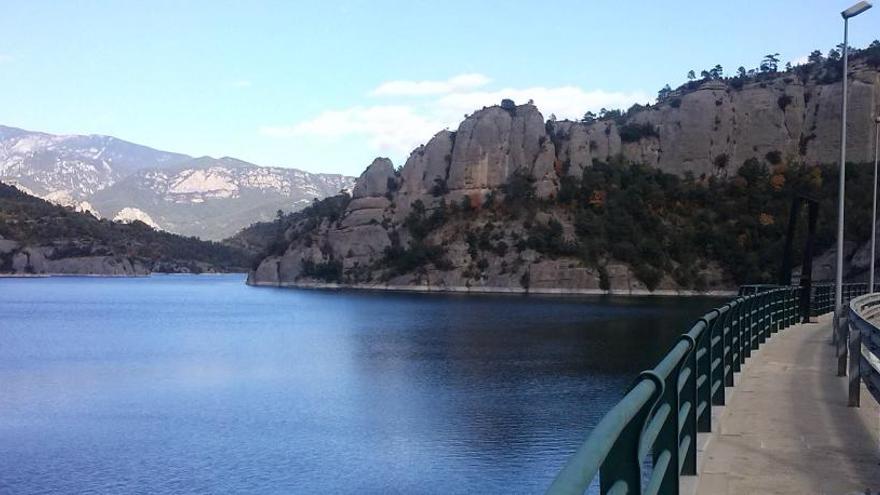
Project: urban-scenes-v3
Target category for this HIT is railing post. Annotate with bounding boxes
[653,350,687,494]
[744,295,754,358]
[679,334,698,477]
[597,375,663,495]
[847,310,861,407]
[784,288,790,328]
[757,292,767,346]
[767,291,775,337]
[787,287,794,327]
[772,289,785,333]
[771,290,779,334]
[729,299,741,375]
[801,283,811,323]
[837,311,848,377]
[716,305,733,402]
[832,284,840,346]
[698,314,716,430]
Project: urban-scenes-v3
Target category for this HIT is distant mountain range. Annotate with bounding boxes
[0,125,355,240]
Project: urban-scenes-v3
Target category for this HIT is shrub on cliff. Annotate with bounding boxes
[300,259,343,282]
[618,123,659,143]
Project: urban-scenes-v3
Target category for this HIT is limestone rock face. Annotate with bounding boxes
[548,66,880,178]
[399,131,455,197]
[4,245,150,276]
[249,257,281,285]
[352,158,396,199]
[447,104,558,198]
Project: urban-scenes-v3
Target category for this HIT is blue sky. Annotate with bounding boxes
[1,1,877,177]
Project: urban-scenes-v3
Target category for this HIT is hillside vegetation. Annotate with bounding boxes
[245,157,873,290]
[0,182,252,274]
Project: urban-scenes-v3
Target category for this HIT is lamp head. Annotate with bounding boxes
[842,1,872,18]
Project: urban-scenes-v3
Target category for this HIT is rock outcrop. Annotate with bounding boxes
[248,56,880,294]
[550,63,880,179]
[8,246,149,276]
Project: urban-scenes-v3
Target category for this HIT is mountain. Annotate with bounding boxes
[0,125,189,198]
[0,182,252,275]
[88,157,354,240]
[245,47,880,294]
[0,126,356,240]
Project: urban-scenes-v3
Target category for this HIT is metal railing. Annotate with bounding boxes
[847,293,880,406]
[546,286,801,495]
[826,283,873,377]
[811,283,835,316]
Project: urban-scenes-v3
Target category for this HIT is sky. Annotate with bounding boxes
[1,1,878,177]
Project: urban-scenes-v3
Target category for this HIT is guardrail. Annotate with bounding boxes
[546,286,801,495]
[546,282,877,494]
[847,294,880,407]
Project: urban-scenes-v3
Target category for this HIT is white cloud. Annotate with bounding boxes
[0,54,14,63]
[371,73,491,96]
[791,54,810,66]
[262,76,650,164]
[261,105,443,158]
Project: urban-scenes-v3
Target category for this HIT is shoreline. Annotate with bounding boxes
[247,279,737,298]
[0,271,246,279]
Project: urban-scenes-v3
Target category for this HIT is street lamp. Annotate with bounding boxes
[834,1,872,348]
[870,115,880,292]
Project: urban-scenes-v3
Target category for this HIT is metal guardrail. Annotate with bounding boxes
[546,286,802,495]
[823,283,873,377]
[847,293,880,406]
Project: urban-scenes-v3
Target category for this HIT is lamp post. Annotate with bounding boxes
[871,116,880,293]
[834,1,872,348]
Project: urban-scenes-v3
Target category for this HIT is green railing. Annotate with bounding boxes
[811,284,835,316]
[546,286,801,495]
[547,282,880,494]
[847,293,880,406]
[811,282,873,317]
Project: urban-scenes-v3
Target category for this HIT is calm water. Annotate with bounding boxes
[0,275,720,494]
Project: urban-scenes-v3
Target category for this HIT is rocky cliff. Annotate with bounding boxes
[247,52,880,294]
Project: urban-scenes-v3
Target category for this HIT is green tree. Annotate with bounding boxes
[687,70,696,81]
[760,53,780,73]
[657,84,672,102]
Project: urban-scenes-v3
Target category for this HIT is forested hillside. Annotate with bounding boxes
[0,182,252,275]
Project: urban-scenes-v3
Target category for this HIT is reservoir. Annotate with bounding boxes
[0,274,719,494]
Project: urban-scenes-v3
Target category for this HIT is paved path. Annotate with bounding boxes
[695,315,880,494]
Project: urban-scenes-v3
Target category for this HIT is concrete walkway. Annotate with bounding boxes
[694,314,880,494]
